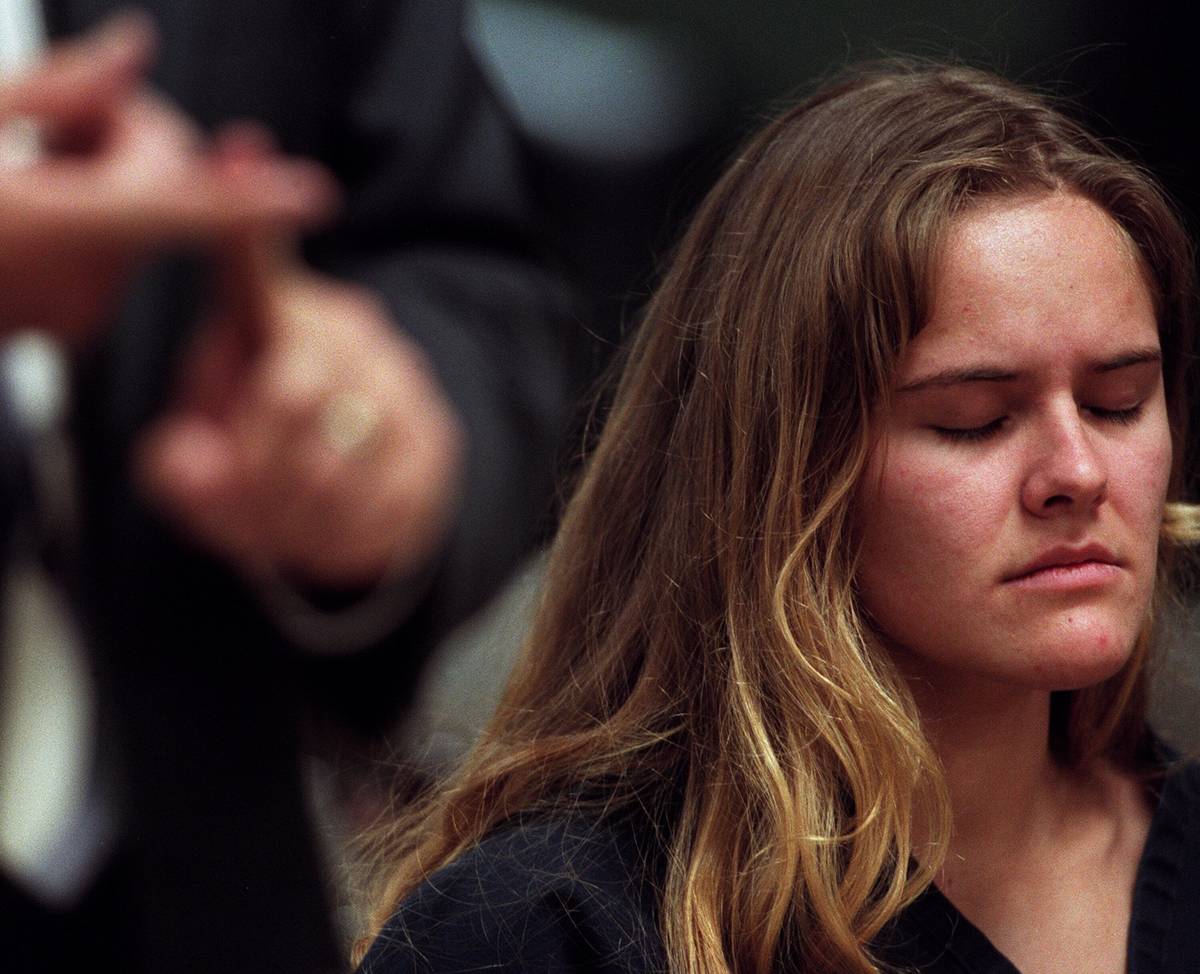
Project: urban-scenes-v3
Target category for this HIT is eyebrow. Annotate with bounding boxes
[897,346,1162,393]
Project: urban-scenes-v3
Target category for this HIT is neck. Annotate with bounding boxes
[913,676,1061,859]
[900,664,1154,974]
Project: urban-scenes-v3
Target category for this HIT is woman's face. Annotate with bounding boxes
[855,192,1171,696]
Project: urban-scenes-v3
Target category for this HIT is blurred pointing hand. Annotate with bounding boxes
[0,12,337,339]
[137,233,465,590]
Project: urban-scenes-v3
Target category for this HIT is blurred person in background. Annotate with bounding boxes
[0,1,581,971]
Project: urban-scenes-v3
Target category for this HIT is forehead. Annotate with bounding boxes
[902,192,1158,374]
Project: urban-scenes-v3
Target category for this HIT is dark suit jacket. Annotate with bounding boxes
[4,2,579,971]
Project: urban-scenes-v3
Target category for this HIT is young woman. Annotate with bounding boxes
[352,63,1200,974]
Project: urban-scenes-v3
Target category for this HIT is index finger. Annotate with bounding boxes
[0,11,155,129]
[215,230,300,357]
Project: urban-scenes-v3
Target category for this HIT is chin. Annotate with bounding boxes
[1024,623,1142,692]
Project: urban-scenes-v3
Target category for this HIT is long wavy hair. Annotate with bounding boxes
[355,63,1200,974]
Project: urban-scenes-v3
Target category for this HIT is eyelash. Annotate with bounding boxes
[935,419,1004,443]
[933,403,1144,443]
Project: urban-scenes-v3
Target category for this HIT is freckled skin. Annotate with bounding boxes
[855,193,1172,693]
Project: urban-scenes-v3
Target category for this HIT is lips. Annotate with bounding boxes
[1004,543,1122,583]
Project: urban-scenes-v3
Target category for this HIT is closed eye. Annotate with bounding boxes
[932,418,1006,442]
[1089,403,1143,426]
[935,403,1144,442]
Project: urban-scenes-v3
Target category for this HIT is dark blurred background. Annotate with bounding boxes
[469,0,1195,348]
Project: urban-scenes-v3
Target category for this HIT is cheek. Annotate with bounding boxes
[859,451,1002,571]
[856,447,1008,616]
[1146,424,1173,501]
[1112,422,1172,542]
[1111,396,1172,496]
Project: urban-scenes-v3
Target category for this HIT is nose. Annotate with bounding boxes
[1020,406,1108,517]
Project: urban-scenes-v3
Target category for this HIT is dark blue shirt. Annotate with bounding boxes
[359,760,1200,973]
